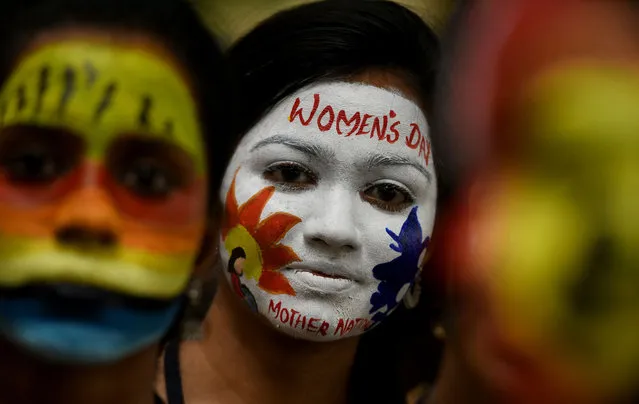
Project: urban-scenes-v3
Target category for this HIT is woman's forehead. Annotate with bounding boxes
[349,69,426,111]
[16,26,192,88]
[0,33,206,170]
[233,80,435,182]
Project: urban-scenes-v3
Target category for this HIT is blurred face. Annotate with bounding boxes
[458,62,639,401]
[219,81,437,341]
[0,33,207,363]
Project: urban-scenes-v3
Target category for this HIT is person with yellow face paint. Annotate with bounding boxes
[430,1,639,403]
[0,1,232,403]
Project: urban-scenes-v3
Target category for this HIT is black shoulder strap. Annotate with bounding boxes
[163,340,185,404]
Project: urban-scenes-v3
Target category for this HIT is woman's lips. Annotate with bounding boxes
[0,283,172,309]
[305,270,348,280]
[284,261,356,281]
[284,262,356,293]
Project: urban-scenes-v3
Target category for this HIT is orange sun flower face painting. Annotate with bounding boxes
[222,169,301,298]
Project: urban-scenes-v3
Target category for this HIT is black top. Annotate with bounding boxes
[155,340,184,404]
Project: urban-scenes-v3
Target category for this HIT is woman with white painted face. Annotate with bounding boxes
[156,2,442,403]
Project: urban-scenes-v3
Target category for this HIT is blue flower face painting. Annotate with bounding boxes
[369,206,430,323]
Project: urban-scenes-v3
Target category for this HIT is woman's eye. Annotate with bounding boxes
[1,145,62,184]
[362,183,414,212]
[263,163,317,190]
[120,158,180,199]
[107,136,195,200]
[0,126,84,186]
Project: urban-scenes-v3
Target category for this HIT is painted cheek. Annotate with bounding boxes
[368,206,429,323]
[0,163,84,206]
[0,165,85,238]
[104,171,207,226]
[0,159,205,255]
[102,166,207,255]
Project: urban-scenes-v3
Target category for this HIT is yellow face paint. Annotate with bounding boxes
[0,236,192,298]
[0,40,208,299]
[0,37,211,365]
[0,41,205,171]
[489,63,639,395]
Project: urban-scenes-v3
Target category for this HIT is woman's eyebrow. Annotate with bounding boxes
[250,134,335,162]
[364,152,432,182]
[251,134,432,182]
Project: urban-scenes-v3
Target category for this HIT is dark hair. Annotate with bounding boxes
[0,0,235,210]
[227,2,442,402]
[228,0,440,147]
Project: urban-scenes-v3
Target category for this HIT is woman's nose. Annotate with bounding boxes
[53,187,121,249]
[302,188,362,253]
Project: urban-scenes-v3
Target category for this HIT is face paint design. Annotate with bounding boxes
[220,82,437,341]
[438,1,639,401]
[0,40,207,363]
[222,170,302,297]
[369,206,430,323]
[227,247,258,313]
[483,64,639,396]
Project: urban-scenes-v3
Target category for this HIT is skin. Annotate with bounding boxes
[156,69,432,404]
[0,27,205,404]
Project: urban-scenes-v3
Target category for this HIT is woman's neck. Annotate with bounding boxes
[0,338,158,404]
[178,281,359,404]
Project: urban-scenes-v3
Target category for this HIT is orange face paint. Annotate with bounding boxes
[0,41,208,299]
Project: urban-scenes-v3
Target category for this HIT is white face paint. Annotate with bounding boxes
[219,81,437,341]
